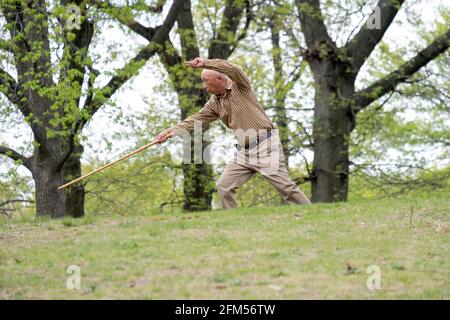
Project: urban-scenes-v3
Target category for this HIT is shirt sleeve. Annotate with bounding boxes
[203,59,251,90]
[168,97,220,136]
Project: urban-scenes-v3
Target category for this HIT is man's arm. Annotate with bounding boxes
[186,57,251,89]
[156,98,219,143]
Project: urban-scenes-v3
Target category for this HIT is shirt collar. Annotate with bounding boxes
[215,80,233,99]
[226,79,233,90]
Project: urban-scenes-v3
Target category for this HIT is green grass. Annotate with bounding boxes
[0,194,449,299]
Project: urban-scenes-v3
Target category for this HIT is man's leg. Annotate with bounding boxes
[217,161,256,210]
[255,136,311,205]
[260,160,311,205]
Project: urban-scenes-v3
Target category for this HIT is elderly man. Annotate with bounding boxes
[156,57,310,209]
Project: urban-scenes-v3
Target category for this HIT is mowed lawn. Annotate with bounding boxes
[0,194,449,299]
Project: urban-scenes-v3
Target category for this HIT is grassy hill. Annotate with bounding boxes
[0,194,448,299]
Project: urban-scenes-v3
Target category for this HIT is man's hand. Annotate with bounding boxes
[155,130,173,144]
[185,57,205,68]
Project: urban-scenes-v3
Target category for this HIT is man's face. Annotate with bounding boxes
[201,71,226,95]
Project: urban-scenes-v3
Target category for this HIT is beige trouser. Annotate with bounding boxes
[216,133,311,209]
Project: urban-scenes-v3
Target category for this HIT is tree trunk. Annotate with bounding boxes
[30,142,85,218]
[269,19,290,166]
[30,146,65,218]
[158,0,216,212]
[63,144,85,218]
[309,57,356,202]
[179,87,214,212]
[182,163,213,211]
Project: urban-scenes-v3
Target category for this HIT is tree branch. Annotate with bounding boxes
[148,0,166,13]
[229,0,254,56]
[55,65,97,172]
[295,0,335,50]
[5,0,54,87]
[0,199,34,207]
[176,0,200,59]
[0,38,13,53]
[158,35,182,69]
[0,199,34,218]
[55,0,182,170]
[208,0,249,59]
[83,64,99,111]
[75,0,184,133]
[0,67,20,105]
[0,67,31,119]
[353,27,450,112]
[345,0,405,71]
[282,22,307,56]
[0,145,30,168]
[52,2,95,170]
[1,0,30,53]
[92,0,157,40]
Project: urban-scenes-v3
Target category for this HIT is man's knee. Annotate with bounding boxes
[216,177,232,194]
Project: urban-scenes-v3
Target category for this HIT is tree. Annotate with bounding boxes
[0,0,183,217]
[294,0,450,202]
[100,0,254,211]
[2,0,447,217]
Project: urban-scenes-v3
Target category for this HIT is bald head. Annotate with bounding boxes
[201,69,229,95]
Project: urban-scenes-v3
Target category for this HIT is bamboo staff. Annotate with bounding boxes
[58,134,170,190]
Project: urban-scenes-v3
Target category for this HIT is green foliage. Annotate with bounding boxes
[1,0,449,217]
[0,171,34,220]
[349,165,450,201]
[84,153,181,216]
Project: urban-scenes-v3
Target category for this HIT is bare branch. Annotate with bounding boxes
[285,60,307,92]
[345,0,405,71]
[229,0,254,56]
[0,199,34,218]
[92,0,157,40]
[291,118,314,148]
[353,27,450,112]
[0,199,34,207]
[199,0,217,41]
[282,23,307,56]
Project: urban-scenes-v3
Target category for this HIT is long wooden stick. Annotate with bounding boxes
[58,139,162,190]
